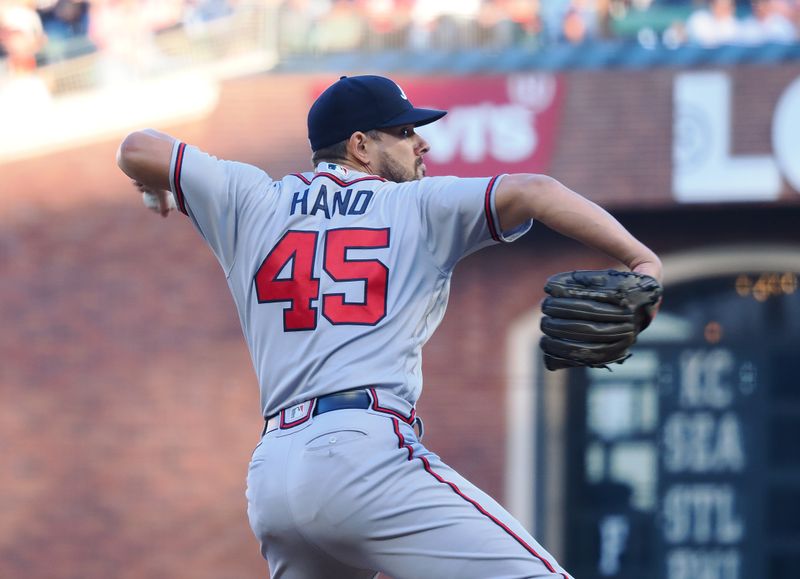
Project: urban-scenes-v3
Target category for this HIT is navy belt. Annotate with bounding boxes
[263,390,372,435]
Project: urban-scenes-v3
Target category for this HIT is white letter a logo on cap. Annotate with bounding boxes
[394,82,408,100]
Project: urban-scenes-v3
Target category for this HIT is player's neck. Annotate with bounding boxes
[317,157,374,177]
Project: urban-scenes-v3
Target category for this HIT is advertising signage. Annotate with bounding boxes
[407,74,564,177]
[311,74,565,178]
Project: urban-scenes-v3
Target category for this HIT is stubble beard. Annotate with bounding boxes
[377,151,423,183]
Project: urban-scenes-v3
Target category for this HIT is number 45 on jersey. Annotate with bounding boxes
[254,228,390,332]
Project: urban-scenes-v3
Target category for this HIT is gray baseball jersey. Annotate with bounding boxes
[168,142,572,578]
[168,142,531,418]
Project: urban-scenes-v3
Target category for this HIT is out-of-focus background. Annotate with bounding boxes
[1,0,799,577]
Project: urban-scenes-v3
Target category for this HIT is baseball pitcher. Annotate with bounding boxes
[117,75,662,579]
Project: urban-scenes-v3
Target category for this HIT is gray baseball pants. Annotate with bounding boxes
[246,390,571,579]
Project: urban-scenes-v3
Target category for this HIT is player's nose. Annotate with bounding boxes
[415,134,430,155]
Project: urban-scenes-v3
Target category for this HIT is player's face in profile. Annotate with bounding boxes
[372,125,430,182]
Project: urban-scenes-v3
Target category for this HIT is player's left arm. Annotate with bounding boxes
[116,129,177,216]
[494,174,662,282]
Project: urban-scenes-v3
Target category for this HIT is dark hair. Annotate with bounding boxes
[310,130,382,167]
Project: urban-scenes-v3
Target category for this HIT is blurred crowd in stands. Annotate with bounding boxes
[1,0,799,79]
[664,0,798,47]
[274,0,799,53]
[0,0,235,75]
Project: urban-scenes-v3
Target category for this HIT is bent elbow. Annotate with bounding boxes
[116,129,174,190]
[116,131,149,176]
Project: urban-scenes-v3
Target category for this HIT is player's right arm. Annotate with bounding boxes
[117,129,177,216]
[116,129,273,274]
[117,129,176,191]
[494,174,662,282]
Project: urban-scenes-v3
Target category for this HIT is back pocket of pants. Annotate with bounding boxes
[304,429,368,451]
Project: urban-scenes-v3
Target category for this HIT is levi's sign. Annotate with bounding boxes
[410,74,564,177]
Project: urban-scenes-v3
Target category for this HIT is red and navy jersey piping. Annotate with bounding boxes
[173,142,188,215]
[368,387,416,424]
[483,175,502,242]
[291,172,387,188]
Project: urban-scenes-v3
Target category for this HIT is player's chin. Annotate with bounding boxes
[416,163,426,180]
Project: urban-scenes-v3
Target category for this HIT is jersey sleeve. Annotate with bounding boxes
[412,174,533,272]
[169,141,273,274]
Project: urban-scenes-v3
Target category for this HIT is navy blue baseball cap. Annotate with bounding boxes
[308,75,447,151]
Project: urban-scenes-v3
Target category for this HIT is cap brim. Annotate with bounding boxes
[377,107,447,129]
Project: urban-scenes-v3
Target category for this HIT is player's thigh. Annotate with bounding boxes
[374,454,566,579]
[295,415,565,579]
[265,540,377,579]
[247,428,378,579]
[357,420,569,579]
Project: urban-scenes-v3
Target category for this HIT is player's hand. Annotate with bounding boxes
[133,180,175,218]
[631,260,662,283]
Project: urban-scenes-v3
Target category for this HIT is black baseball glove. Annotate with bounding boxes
[539,269,663,371]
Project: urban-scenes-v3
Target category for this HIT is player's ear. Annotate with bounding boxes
[349,131,373,164]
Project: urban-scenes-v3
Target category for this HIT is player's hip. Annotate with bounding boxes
[246,404,427,543]
[245,406,571,578]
